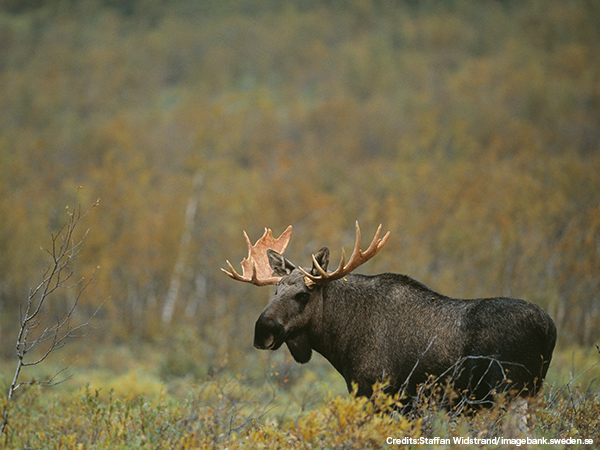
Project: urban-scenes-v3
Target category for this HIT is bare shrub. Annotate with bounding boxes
[1,199,100,438]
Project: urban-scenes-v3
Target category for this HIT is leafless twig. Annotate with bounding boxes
[1,199,100,438]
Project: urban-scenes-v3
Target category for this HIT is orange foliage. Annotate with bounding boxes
[0,0,599,349]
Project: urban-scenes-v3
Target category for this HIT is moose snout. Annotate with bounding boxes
[254,315,284,350]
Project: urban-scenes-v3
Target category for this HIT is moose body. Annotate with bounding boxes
[256,270,556,406]
[224,223,557,410]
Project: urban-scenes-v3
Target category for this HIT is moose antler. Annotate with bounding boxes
[221,225,293,286]
[300,221,390,284]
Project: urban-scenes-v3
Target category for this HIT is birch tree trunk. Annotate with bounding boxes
[161,173,204,326]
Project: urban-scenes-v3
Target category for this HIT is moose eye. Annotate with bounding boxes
[295,292,310,304]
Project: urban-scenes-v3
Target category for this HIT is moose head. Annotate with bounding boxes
[222,222,390,363]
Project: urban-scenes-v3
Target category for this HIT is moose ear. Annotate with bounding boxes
[267,249,296,276]
[311,247,330,276]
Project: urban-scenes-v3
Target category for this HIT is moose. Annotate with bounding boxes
[222,222,556,412]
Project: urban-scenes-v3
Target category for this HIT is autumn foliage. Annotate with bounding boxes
[1,0,598,347]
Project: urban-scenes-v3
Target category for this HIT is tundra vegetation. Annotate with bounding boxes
[1,0,599,448]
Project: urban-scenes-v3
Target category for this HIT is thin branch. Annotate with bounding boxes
[1,198,100,438]
[546,346,600,407]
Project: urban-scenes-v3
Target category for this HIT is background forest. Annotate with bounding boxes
[0,0,599,447]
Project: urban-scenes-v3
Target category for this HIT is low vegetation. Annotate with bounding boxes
[1,343,599,449]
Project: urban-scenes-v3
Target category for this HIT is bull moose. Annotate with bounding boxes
[222,222,556,412]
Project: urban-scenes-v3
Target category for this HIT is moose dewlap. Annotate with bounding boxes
[222,222,557,411]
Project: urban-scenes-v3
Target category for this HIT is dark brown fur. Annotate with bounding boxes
[254,248,556,410]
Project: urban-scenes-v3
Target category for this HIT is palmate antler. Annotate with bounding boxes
[221,225,293,286]
[299,221,390,284]
[223,222,390,286]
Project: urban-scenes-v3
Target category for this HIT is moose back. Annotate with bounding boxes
[222,223,557,410]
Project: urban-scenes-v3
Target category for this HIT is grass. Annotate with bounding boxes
[1,342,599,449]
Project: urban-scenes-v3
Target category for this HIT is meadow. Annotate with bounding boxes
[1,0,599,447]
[1,342,599,448]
